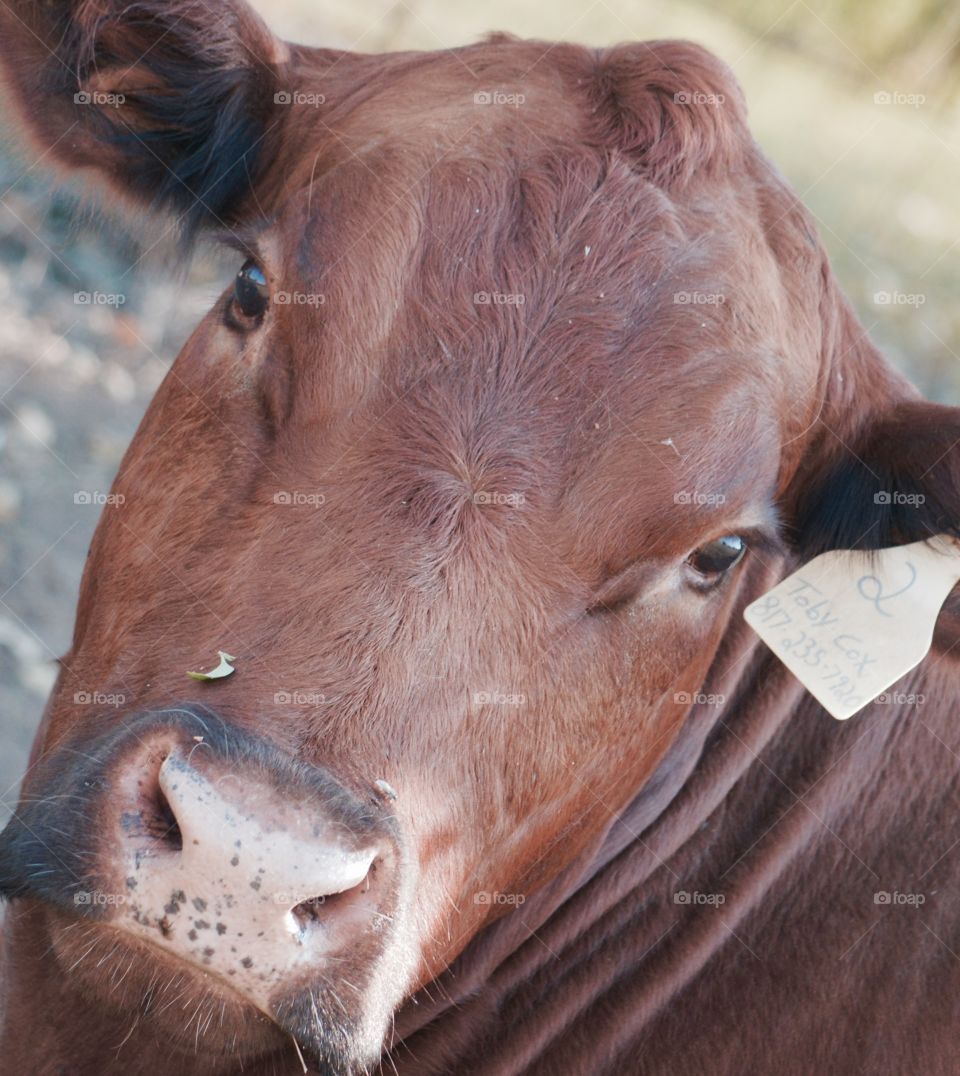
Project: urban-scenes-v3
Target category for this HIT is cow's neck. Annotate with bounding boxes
[392,558,790,1030]
[389,561,957,1073]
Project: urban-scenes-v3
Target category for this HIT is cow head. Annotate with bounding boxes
[1,2,958,1073]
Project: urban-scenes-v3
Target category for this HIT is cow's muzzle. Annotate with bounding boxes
[0,709,402,1022]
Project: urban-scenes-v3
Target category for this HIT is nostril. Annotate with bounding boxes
[288,858,379,935]
[290,895,329,931]
[145,783,183,852]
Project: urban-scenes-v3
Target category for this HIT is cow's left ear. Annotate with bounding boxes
[0,0,287,237]
[789,400,960,556]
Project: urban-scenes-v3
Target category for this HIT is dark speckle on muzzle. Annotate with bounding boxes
[0,708,401,1017]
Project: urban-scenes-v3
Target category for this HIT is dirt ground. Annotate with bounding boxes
[1,0,958,827]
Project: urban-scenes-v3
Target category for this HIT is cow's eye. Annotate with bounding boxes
[233,259,269,320]
[686,535,746,581]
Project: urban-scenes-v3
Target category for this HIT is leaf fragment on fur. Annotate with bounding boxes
[186,651,236,681]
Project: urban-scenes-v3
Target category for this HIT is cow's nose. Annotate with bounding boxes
[101,739,392,1014]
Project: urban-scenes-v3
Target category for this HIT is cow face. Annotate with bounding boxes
[1,3,959,1073]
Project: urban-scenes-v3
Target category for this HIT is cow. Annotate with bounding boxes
[1,2,959,1074]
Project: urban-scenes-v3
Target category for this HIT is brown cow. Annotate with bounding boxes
[1,3,959,1074]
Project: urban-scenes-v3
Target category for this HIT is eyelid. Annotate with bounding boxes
[685,518,783,556]
[242,249,269,279]
[219,219,273,262]
[586,523,784,614]
[729,525,785,560]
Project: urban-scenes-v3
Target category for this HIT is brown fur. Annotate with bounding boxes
[0,3,958,1074]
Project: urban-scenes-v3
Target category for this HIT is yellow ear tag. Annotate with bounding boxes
[744,537,960,719]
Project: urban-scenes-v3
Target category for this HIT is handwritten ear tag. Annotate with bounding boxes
[744,537,960,719]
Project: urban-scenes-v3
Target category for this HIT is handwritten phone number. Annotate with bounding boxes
[750,593,869,707]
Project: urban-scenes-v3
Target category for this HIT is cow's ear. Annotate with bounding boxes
[591,41,749,187]
[789,400,960,555]
[0,0,286,236]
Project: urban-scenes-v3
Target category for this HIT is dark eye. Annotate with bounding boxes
[687,535,746,580]
[232,259,269,320]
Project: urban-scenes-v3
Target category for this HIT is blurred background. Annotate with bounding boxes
[1,0,958,825]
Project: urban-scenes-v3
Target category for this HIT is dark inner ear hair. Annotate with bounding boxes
[64,3,279,242]
[104,68,274,239]
[792,401,960,557]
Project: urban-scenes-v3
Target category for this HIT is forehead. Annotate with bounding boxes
[253,42,795,539]
[300,39,593,148]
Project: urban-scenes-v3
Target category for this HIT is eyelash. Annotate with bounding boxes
[584,527,783,615]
